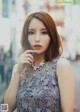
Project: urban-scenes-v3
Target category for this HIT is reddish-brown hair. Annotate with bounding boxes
[21,11,63,61]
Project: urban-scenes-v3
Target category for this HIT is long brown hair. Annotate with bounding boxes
[21,11,63,61]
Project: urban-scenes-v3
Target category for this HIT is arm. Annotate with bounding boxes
[4,64,21,112]
[57,58,74,112]
[4,50,35,112]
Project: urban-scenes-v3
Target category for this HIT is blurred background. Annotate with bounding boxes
[0,0,80,111]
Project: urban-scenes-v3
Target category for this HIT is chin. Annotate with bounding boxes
[36,51,45,55]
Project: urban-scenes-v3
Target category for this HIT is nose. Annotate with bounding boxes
[35,33,40,42]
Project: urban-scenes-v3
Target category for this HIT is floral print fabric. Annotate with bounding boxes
[16,58,61,112]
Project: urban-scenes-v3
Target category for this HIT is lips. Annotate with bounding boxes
[33,45,42,49]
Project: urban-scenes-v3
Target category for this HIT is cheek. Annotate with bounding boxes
[45,37,50,45]
[28,37,34,48]
[43,37,50,49]
[46,40,50,47]
[28,37,32,44]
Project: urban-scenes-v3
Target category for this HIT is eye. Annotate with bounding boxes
[28,31,34,35]
[41,31,48,35]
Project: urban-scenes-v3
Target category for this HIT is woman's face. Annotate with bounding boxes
[28,18,50,55]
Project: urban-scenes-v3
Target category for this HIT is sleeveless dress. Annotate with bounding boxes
[16,58,61,112]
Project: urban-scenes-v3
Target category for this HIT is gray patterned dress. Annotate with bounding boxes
[16,58,61,112]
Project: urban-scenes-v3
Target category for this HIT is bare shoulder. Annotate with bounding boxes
[56,58,74,112]
[57,57,73,78]
[57,57,71,68]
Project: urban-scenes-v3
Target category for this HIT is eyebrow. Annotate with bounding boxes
[41,28,47,31]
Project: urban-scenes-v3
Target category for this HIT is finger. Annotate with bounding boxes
[24,53,34,60]
[24,50,37,55]
[19,54,34,64]
[23,57,34,64]
[23,60,31,67]
[23,60,31,64]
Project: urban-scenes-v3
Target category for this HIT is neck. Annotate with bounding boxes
[33,53,45,66]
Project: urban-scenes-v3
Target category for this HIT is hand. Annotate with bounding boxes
[17,50,37,73]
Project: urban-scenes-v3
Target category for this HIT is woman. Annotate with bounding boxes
[4,11,74,112]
